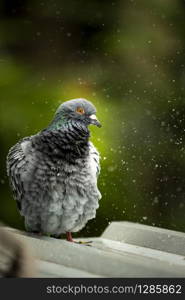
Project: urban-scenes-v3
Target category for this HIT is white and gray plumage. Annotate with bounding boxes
[7,98,102,242]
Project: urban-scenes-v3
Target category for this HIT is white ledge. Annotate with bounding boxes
[1,222,185,277]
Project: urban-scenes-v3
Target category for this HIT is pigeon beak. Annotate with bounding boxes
[89,114,102,128]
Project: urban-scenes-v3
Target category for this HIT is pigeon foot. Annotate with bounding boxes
[66,232,92,245]
[66,231,75,242]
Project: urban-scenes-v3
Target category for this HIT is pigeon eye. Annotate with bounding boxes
[76,107,85,115]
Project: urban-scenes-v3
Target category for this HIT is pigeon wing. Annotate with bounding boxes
[6,137,33,213]
[89,141,101,178]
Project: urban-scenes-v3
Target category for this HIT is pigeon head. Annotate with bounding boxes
[53,98,101,128]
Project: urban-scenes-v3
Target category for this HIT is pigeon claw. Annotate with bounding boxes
[66,232,93,246]
[66,231,75,242]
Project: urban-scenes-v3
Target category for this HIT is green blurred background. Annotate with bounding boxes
[0,0,185,238]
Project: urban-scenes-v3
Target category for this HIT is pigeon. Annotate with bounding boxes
[7,98,102,243]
